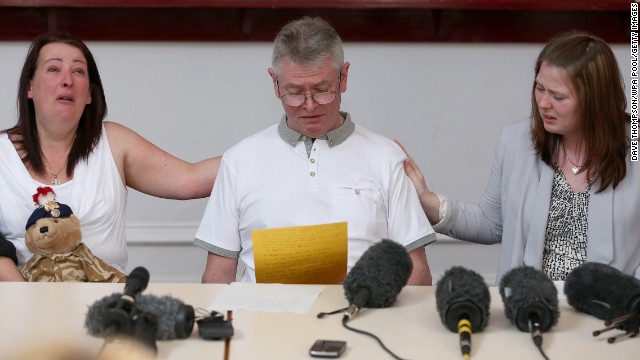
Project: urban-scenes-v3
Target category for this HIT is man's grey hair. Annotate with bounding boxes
[271,17,344,76]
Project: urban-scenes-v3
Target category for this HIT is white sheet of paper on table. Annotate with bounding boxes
[209,282,326,314]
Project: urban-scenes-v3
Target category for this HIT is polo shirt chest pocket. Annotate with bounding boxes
[329,186,387,238]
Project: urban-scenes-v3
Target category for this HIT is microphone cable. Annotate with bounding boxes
[529,317,550,360]
[316,307,410,359]
[316,307,347,318]
[340,314,410,360]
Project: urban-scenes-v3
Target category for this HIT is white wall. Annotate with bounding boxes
[0,42,630,283]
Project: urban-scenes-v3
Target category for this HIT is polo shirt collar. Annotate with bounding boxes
[278,111,355,147]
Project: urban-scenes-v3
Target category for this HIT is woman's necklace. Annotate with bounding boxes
[562,141,582,175]
[43,156,68,185]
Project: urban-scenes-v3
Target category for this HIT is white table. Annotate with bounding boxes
[1,282,636,360]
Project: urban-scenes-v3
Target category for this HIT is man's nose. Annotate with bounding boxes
[302,94,318,110]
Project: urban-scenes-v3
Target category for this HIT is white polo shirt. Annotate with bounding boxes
[195,113,435,282]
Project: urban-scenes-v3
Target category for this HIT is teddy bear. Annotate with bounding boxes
[20,186,126,282]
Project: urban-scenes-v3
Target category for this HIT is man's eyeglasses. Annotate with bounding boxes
[276,73,342,107]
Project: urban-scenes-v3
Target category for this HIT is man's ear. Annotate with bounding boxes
[340,62,350,93]
[268,68,279,98]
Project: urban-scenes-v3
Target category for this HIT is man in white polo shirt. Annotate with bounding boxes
[195,16,435,285]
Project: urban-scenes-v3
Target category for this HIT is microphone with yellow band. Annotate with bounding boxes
[436,267,491,359]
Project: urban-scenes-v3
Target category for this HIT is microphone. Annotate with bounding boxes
[91,267,158,353]
[436,266,490,359]
[499,266,559,358]
[102,267,151,336]
[565,262,640,343]
[565,262,640,320]
[86,292,196,340]
[124,266,150,299]
[342,239,413,320]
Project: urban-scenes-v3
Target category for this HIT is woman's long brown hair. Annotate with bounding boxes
[2,32,107,177]
[531,32,629,193]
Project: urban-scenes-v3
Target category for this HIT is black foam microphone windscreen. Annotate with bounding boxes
[436,266,491,333]
[342,239,413,317]
[565,262,640,321]
[499,266,559,332]
[86,293,195,340]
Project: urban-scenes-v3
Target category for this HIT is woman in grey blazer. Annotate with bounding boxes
[401,31,639,283]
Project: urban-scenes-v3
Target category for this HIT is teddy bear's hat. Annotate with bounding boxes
[25,186,73,230]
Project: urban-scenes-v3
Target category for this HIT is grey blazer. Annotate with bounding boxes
[435,119,640,283]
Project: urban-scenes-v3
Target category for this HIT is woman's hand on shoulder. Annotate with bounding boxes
[395,140,429,195]
[395,140,442,224]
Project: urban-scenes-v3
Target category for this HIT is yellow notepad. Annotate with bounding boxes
[253,222,348,284]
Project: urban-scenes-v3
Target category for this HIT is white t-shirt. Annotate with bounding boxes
[0,127,128,271]
[195,114,435,282]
